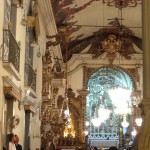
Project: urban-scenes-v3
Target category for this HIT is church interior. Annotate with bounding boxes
[0,0,150,150]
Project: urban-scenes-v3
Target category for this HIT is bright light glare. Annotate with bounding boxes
[109,87,131,114]
[68,125,71,129]
[135,118,142,126]
[114,107,131,115]
[26,89,30,95]
[121,120,129,128]
[85,121,89,126]
[98,108,110,121]
[68,118,71,122]
[91,118,102,127]
[84,130,89,136]
[64,109,69,115]
[131,129,137,137]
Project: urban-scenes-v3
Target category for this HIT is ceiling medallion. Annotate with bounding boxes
[102,0,142,9]
[102,35,122,64]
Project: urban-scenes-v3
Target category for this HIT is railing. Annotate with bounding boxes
[89,133,119,140]
[24,64,36,92]
[3,29,20,72]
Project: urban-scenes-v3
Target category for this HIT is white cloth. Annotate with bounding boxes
[9,142,16,150]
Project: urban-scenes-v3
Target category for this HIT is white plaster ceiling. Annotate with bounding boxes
[68,0,142,41]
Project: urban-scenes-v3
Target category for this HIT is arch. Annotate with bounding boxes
[85,65,137,91]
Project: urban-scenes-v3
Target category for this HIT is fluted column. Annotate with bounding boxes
[138,1,150,150]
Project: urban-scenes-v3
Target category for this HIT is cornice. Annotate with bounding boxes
[3,76,21,101]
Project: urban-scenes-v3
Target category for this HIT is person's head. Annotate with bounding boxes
[75,147,79,150]
[15,135,19,143]
[109,146,118,150]
[93,147,98,150]
[8,133,15,142]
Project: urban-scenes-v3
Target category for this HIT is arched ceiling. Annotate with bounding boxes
[49,0,142,62]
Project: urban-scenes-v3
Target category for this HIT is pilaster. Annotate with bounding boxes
[138,0,150,150]
[78,90,88,145]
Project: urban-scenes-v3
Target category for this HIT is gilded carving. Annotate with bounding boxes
[41,51,66,148]
[56,89,82,146]
[52,57,64,79]
[42,67,52,96]
[102,35,122,64]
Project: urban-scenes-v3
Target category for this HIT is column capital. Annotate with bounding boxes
[77,89,89,97]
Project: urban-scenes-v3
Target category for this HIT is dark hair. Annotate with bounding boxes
[109,146,118,150]
[8,133,14,142]
[93,147,98,150]
[3,146,7,150]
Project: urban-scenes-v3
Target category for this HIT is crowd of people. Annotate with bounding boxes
[3,134,133,150]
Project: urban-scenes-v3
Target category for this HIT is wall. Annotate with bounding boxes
[0,0,47,149]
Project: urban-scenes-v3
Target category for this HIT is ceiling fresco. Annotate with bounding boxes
[50,0,142,62]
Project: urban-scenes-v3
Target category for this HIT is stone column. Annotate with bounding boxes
[138,1,150,150]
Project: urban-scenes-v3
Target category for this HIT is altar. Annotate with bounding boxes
[89,139,119,148]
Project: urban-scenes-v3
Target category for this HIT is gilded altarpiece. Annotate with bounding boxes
[82,65,140,146]
[41,50,86,148]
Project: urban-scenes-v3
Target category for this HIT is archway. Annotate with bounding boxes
[86,66,135,148]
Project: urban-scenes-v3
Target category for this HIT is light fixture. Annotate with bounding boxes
[109,87,131,115]
[84,131,89,136]
[85,121,89,127]
[20,10,27,26]
[131,128,137,137]
[64,109,69,116]
[63,120,76,138]
[114,107,131,115]
[135,118,142,127]
[26,89,30,96]
[68,118,71,122]
[68,124,71,129]
[121,114,129,128]
[102,0,142,9]
[121,120,129,128]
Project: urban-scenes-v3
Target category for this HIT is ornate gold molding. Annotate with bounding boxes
[102,35,122,64]
[3,76,21,101]
[83,66,138,90]
[24,104,36,113]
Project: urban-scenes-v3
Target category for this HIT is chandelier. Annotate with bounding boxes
[91,108,110,127]
[102,0,142,9]
[63,114,76,138]
[109,87,131,115]
[131,128,137,137]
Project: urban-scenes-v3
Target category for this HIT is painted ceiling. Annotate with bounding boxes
[49,0,142,62]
